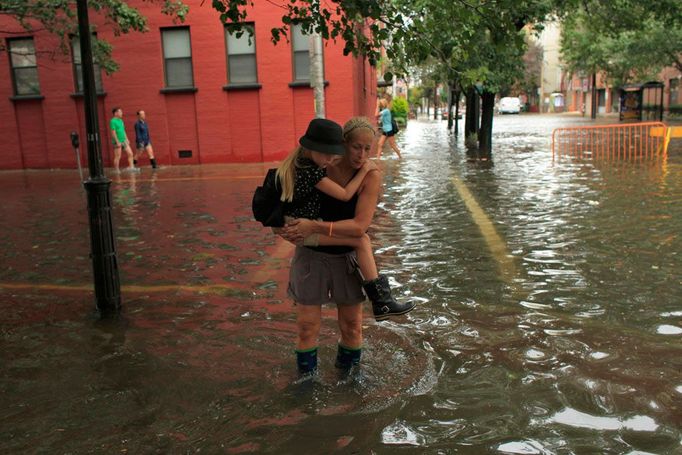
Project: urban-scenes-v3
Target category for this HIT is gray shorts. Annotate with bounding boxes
[287,246,366,306]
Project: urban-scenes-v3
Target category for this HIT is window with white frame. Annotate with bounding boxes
[71,35,104,93]
[8,38,40,96]
[161,28,194,88]
[225,24,257,84]
[291,24,310,81]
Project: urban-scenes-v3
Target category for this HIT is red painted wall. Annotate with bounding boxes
[0,2,377,170]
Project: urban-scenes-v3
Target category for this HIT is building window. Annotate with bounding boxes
[8,38,40,96]
[291,24,310,81]
[161,28,194,88]
[670,78,680,107]
[71,35,104,93]
[225,24,257,84]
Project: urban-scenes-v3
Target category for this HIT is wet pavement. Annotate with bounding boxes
[1,114,681,453]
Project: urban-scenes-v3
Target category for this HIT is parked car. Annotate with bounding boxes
[498,97,521,114]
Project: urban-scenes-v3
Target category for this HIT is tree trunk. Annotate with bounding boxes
[454,91,461,138]
[590,72,597,120]
[447,85,454,130]
[465,86,479,140]
[309,32,325,118]
[433,83,438,120]
[479,91,495,154]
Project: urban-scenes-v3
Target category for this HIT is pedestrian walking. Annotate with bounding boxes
[277,117,415,377]
[375,98,403,159]
[109,107,137,173]
[134,110,157,169]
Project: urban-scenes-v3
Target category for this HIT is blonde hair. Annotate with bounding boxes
[378,99,388,110]
[277,118,374,203]
[343,116,376,140]
[276,146,309,203]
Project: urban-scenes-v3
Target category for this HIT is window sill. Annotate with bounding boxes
[70,92,107,98]
[223,83,262,91]
[160,86,198,94]
[10,94,45,101]
[288,80,329,88]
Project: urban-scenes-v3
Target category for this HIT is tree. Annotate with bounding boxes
[0,0,188,73]
[210,0,398,65]
[560,0,682,87]
[379,0,560,153]
[510,37,542,107]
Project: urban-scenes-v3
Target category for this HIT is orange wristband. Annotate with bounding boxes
[328,222,333,237]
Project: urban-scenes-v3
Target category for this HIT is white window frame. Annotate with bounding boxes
[8,37,41,96]
[225,24,258,85]
[161,27,194,88]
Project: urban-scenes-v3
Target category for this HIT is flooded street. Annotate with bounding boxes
[1,114,681,453]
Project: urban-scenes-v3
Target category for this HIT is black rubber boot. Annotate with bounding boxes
[363,275,415,321]
[335,344,361,370]
[295,347,318,375]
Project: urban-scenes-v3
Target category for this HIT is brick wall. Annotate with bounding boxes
[0,2,377,169]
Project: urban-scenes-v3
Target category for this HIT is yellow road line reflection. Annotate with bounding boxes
[451,175,517,283]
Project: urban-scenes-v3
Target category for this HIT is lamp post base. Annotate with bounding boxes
[84,176,121,316]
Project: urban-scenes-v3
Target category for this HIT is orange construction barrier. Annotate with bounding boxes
[552,122,669,161]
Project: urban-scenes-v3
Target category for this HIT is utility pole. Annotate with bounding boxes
[77,0,121,316]
[309,32,325,118]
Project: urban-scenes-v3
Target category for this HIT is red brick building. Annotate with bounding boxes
[0,3,378,170]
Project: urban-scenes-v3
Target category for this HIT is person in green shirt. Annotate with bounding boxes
[110,107,137,173]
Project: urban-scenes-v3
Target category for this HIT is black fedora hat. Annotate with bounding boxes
[299,118,345,155]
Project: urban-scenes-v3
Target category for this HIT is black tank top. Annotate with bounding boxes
[310,171,360,254]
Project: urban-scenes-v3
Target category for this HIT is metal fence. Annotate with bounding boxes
[552,122,670,161]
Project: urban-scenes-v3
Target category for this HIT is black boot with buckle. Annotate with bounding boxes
[363,274,415,321]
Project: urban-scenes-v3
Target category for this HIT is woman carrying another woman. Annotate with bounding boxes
[280,117,414,376]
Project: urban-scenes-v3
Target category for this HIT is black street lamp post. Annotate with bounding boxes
[76,0,121,316]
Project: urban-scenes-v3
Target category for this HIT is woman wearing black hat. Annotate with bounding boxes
[275,118,376,242]
[278,117,415,377]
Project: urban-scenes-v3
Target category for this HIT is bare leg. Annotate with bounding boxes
[124,144,135,169]
[315,233,378,281]
[113,146,122,172]
[296,304,321,350]
[355,234,378,281]
[389,136,403,158]
[145,144,155,160]
[337,303,363,348]
[376,134,386,159]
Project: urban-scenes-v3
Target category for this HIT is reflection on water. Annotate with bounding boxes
[1,116,681,452]
[373,116,681,453]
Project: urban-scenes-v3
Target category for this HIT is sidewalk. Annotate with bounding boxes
[0,164,296,324]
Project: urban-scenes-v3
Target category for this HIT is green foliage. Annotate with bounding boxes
[408,86,424,107]
[212,0,396,65]
[391,97,409,119]
[211,0,565,85]
[0,0,188,73]
[560,1,682,86]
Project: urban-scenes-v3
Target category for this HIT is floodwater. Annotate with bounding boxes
[1,114,681,453]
